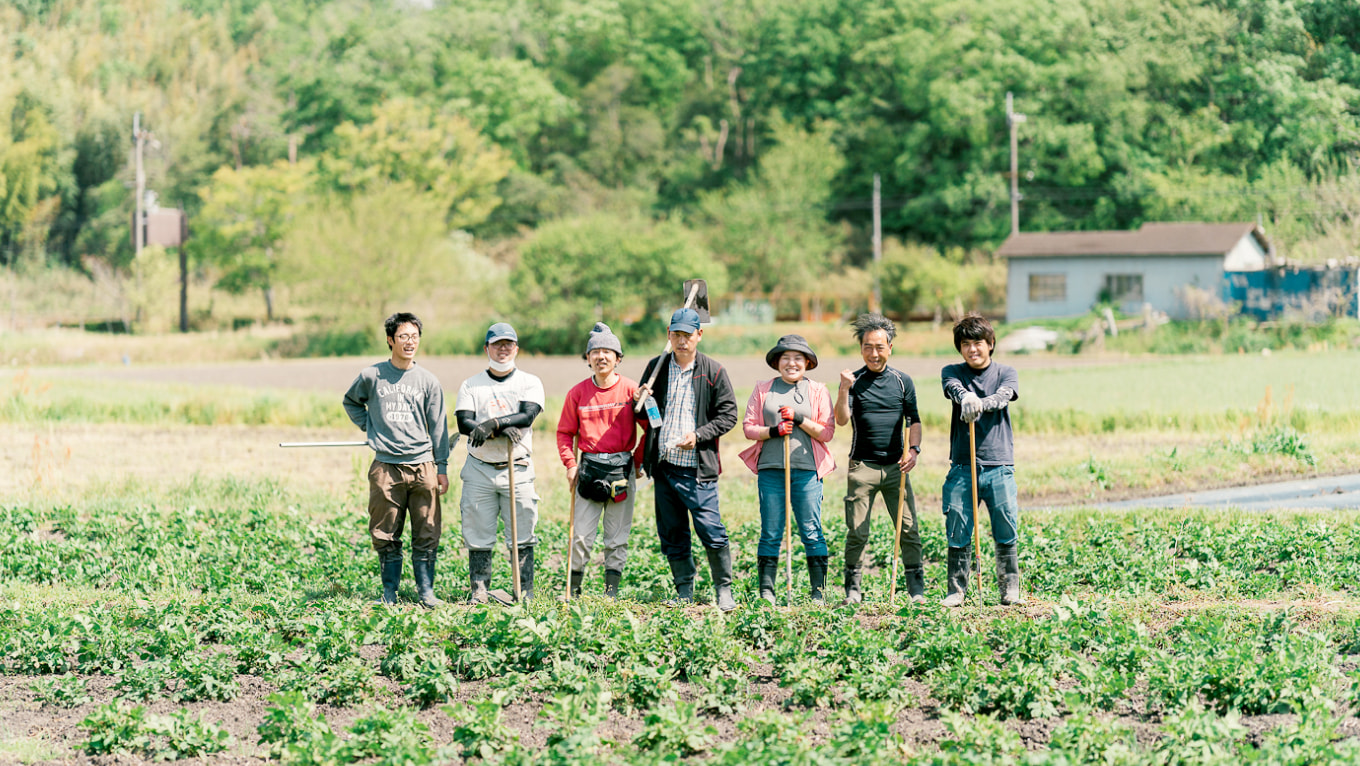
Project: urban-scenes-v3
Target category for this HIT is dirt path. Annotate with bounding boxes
[42,352,1134,397]
[1091,473,1360,511]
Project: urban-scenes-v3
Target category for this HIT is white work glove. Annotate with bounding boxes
[960,391,983,423]
[979,386,1016,414]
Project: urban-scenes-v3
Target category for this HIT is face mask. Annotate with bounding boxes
[487,356,516,374]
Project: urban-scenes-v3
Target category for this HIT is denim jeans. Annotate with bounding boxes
[942,463,1018,548]
[653,461,730,561]
[756,468,828,557]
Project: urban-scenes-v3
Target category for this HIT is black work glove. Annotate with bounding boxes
[469,417,502,448]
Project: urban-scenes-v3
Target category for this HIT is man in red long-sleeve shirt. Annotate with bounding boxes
[556,323,644,599]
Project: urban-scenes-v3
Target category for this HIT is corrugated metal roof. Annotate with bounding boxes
[996,222,1267,258]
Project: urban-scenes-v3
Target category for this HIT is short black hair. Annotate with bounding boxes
[852,312,896,343]
[952,312,995,351]
[384,312,422,339]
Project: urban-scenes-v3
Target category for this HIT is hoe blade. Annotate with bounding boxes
[683,279,710,323]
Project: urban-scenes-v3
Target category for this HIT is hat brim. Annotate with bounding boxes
[486,334,517,345]
[765,346,818,370]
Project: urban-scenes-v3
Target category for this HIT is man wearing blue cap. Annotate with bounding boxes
[636,307,739,611]
[455,322,546,602]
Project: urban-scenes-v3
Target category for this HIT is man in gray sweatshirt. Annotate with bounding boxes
[343,312,452,608]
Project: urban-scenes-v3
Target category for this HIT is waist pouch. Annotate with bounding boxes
[578,451,631,504]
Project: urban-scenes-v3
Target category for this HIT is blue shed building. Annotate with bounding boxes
[998,222,1269,321]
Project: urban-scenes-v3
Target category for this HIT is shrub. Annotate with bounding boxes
[404,650,458,709]
[257,691,331,756]
[174,651,240,702]
[443,700,518,760]
[612,662,678,715]
[632,702,714,756]
[346,708,432,764]
[80,701,149,756]
[80,702,231,760]
[31,674,91,708]
[112,660,171,702]
[281,657,377,707]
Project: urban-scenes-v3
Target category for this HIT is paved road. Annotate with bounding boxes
[1092,474,1360,511]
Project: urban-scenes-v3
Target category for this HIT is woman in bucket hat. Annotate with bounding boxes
[738,334,836,603]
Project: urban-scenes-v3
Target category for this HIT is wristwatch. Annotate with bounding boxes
[909,445,921,455]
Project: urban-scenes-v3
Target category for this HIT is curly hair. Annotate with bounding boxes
[952,312,995,351]
[851,312,896,344]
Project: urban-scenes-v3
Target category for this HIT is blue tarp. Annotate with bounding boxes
[1223,267,1359,320]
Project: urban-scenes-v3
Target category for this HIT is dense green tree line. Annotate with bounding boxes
[3,0,1359,335]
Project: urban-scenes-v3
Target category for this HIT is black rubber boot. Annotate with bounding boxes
[468,549,493,604]
[667,556,696,605]
[603,569,622,600]
[807,555,828,603]
[996,543,1021,605]
[516,546,535,602]
[377,548,402,605]
[843,566,863,604]
[568,570,584,598]
[904,564,926,605]
[757,556,779,605]
[706,546,737,612]
[412,551,442,609]
[941,547,970,608]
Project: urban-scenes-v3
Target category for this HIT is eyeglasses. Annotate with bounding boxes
[394,333,420,342]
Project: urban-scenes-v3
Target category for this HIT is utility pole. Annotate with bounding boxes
[1006,92,1026,236]
[133,112,146,256]
[872,173,882,312]
[179,209,188,333]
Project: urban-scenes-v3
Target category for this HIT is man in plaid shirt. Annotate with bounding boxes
[636,308,739,611]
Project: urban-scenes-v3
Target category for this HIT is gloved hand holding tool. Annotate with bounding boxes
[469,417,501,448]
[960,392,983,423]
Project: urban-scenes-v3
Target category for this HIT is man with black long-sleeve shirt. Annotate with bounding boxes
[834,313,924,604]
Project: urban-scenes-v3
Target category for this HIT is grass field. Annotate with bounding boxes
[1,350,1359,763]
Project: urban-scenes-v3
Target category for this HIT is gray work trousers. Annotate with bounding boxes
[459,456,538,551]
[569,473,635,573]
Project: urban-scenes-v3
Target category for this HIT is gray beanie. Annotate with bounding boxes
[583,322,623,359]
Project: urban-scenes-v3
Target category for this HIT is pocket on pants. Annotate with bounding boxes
[420,463,440,491]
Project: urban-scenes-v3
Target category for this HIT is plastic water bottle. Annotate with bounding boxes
[644,396,663,428]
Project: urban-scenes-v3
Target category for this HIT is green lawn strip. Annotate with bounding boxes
[2,374,346,427]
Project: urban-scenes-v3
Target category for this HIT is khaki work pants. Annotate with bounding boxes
[843,459,920,568]
[368,460,442,555]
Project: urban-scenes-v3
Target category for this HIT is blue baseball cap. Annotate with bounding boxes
[668,308,701,333]
[485,322,518,344]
